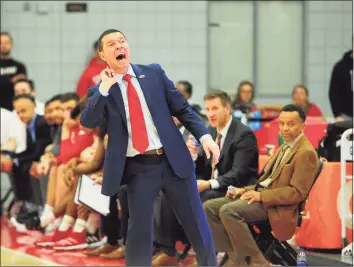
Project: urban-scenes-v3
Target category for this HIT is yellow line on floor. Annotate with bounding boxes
[0,246,62,266]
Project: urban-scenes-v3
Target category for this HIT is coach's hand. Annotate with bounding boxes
[202,135,220,165]
[99,67,120,93]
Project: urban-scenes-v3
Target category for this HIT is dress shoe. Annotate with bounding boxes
[187,259,198,267]
[100,245,125,259]
[250,260,273,266]
[188,258,249,266]
[255,263,273,266]
[83,243,119,256]
[224,259,248,266]
[152,252,178,266]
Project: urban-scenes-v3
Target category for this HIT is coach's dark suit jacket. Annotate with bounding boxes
[81,64,209,196]
[195,118,259,191]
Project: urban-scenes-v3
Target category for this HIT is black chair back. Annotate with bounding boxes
[297,160,324,226]
[299,160,323,210]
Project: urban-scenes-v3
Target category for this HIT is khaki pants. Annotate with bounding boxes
[203,197,268,263]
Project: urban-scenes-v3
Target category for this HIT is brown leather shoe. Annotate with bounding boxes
[188,257,249,266]
[187,259,198,267]
[251,260,273,266]
[83,243,119,256]
[100,246,126,259]
[224,258,249,266]
[152,252,178,266]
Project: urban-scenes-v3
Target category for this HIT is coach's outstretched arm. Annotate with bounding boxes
[81,68,119,129]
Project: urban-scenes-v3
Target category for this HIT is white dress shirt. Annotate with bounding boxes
[209,116,233,189]
[100,64,211,157]
[100,65,163,157]
[35,100,45,116]
[1,108,27,153]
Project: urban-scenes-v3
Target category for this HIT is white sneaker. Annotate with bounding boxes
[45,223,56,233]
[10,217,27,233]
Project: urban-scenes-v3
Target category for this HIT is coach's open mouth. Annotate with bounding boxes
[116,53,126,61]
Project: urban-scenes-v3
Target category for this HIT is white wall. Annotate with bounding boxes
[208,1,254,96]
[305,0,353,116]
[255,1,352,117]
[0,1,208,104]
[1,1,352,116]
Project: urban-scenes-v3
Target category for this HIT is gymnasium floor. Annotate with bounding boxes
[1,216,352,266]
[0,217,196,266]
[0,216,123,266]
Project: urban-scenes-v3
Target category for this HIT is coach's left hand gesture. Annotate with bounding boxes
[202,136,220,165]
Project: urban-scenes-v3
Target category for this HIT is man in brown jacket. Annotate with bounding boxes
[203,104,319,266]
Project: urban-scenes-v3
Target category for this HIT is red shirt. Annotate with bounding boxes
[56,127,95,164]
[307,104,323,117]
[76,58,107,98]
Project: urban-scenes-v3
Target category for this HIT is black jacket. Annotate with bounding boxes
[329,50,353,117]
[16,115,52,165]
[195,118,259,191]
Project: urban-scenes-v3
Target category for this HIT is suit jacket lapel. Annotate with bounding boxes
[258,148,281,182]
[110,83,127,128]
[109,64,151,129]
[219,119,237,161]
[210,127,217,140]
[267,135,306,185]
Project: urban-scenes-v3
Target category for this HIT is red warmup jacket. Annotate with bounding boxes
[76,58,107,98]
[56,126,95,164]
[306,103,323,117]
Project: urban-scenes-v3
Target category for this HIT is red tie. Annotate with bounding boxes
[123,74,149,154]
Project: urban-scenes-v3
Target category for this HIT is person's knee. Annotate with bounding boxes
[203,199,216,217]
[57,164,66,172]
[219,203,241,222]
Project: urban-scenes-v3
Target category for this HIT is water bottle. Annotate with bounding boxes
[297,248,307,266]
[227,185,236,195]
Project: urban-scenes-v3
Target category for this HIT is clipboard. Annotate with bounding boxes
[74,174,110,216]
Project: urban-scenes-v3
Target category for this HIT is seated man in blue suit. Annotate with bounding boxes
[80,29,220,266]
